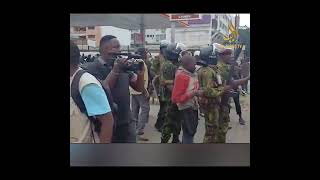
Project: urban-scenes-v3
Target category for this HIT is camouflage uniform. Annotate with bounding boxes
[216,61,232,143]
[159,59,181,143]
[145,58,153,93]
[198,66,225,143]
[151,55,167,130]
[151,55,166,96]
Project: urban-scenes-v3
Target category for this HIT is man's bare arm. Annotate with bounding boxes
[96,112,114,143]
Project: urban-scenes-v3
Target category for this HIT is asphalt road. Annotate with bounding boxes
[137,94,250,143]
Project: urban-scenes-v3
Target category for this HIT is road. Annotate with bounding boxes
[137,94,250,143]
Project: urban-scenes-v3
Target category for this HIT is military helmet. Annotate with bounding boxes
[193,50,200,57]
[212,43,232,55]
[160,40,170,49]
[164,42,187,61]
[198,45,218,66]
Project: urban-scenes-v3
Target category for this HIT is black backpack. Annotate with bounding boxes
[71,69,117,142]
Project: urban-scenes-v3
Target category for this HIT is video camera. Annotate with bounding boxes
[109,52,144,72]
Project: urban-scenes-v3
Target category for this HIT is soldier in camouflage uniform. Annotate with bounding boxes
[151,40,170,131]
[160,42,186,143]
[215,45,250,143]
[197,45,232,143]
[197,44,249,143]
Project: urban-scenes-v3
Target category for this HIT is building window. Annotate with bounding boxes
[160,34,166,40]
[212,19,218,29]
[88,26,95,30]
[88,35,95,39]
[75,26,86,32]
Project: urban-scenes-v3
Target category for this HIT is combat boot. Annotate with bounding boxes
[172,135,181,143]
[161,138,168,143]
[239,117,245,125]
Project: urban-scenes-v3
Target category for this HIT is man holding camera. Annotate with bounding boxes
[82,35,145,143]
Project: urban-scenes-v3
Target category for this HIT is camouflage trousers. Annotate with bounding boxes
[203,106,219,143]
[155,99,166,129]
[161,101,181,143]
[202,105,230,143]
[217,105,231,143]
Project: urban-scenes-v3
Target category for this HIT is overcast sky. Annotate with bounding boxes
[239,14,250,27]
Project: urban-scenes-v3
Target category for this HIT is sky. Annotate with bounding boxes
[239,14,250,27]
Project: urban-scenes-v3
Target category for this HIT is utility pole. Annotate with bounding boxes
[171,21,175,43]
[140,14,145,48]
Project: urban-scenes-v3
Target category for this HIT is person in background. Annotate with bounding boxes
[232,62,246,125]
[171,55,203,143]
[193,50,201,72]
[80,53,86,64]
[130,48,151,141]
[240,57,250,94]
[70,41,114,143]
[86,54,93,62]
[181,50,192,57]
[151,40,170,132]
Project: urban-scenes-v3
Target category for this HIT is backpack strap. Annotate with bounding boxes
[71,69,87,114]
[71,69,97,143]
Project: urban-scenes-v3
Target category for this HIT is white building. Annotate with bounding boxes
[128,14,239,50]
[70,26,131,50]
[130,29,166,45]
[100,26,131,47]
[130,14,236,49]
[166,14,236,48]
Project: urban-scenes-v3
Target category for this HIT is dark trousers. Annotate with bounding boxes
[180,108,199,144]
[233,92,242,116]
[242,81,248,92]
[112,124,129,143]
[155,99,165,129]
[112,112,137,143]
[161,102,181,143]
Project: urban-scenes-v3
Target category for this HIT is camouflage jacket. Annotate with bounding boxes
[197,66,225,109]
[217,61,231,83]
[159,60,178,102]
[151,54,165,76]
[151,55,166,96]
[217,61,232,106]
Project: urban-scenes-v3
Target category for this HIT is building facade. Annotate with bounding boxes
[130,28,166,46]
[70,26,102,50]
[131,14,238,49]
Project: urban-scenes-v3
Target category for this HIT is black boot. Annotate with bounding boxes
[171,135,180,143]
[239,117,245,125]
[155,124,162,132]
[161,138,168,143]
